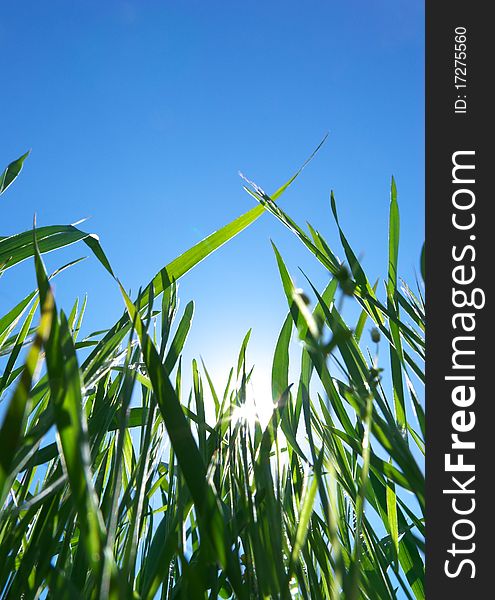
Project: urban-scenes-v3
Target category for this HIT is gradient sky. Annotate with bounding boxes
[1,0,424,400]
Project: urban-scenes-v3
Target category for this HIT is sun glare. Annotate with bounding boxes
[230,396,260,430]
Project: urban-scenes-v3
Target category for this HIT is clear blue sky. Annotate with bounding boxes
[1,0,424,396]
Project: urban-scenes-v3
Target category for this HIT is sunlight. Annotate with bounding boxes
[230,396,259,430]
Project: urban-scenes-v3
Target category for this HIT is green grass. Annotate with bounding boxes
[0,147,424,599]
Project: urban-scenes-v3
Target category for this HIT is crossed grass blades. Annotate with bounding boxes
[0,145,424,600]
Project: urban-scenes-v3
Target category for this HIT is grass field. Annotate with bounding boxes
[0,148,424,599]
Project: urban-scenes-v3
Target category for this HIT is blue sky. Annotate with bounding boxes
[1,0,424,398]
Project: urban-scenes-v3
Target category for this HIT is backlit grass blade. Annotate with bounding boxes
[0,298,40,396]
[287,470,318,581]
[271,313,292,402]
[0,224,113,275]
[0,292,53,504]
[33,232,106,575]
[163,300,194,373]
[0,291,38,350]
[354,279,379,343]
[387,178,407,433]
[271,242,320,346]
[386,471,400,570]
[0,151,30,196]
[236,329,252,377]
[0,258,86,355]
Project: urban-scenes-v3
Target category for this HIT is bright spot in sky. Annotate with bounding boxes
[230,396,260,430]
[198,349,279,430]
